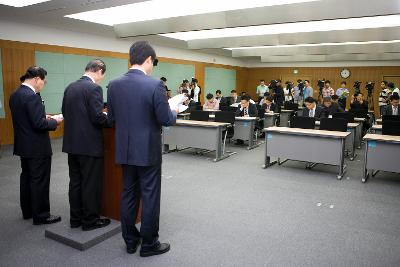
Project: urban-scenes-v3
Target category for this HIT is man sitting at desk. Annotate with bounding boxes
[229,90,241,105]
[350,92,368,111]
[382,93,399,116]
[321,97,344,118]
[302,97,323,118]
[235,94,258,117]
[215,90,228,107]
[203,93,219,111]
[261,96,278,113]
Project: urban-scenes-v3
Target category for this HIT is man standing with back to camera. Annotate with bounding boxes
[62,59,110,231]
[107,41,177,256]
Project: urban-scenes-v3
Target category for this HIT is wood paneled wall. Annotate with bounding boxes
[245,66,400,112]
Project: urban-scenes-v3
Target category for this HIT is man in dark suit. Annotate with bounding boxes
[350,92,369,111]
[62,59,110,231]
[9,66,63,225]
[382,93,399,116]
[235,94,258,117]
[107,41,177,257]
[273,80,285,107]
[261,96,278,113]
[229,89,241,105]
[303,97,323,118]
[321,97,344,118]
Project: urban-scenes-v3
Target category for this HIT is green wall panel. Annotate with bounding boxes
[204,67,236,100]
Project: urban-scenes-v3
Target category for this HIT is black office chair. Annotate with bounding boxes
[290,116,316,129]
[382,120,400,136]
[189,110,209,121]
[319,118,347,132]
[284,102,299,111]
[214,111,236,154]
[333,112,355,123]
[382,115,400,122]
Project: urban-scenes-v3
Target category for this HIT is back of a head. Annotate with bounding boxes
[20,66,47,82]
[241,94,251,102]
[85,59,106,74]
[206,93,213,100]
[304,97,316,104]
[387,82,395,89]
[129,41,156,66]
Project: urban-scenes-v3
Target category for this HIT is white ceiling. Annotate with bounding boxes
[1,0,400,64]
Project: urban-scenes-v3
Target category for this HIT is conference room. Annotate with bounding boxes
[0,0,400,266]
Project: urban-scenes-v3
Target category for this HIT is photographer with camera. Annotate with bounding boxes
[379,81,390,116]
[293,79,304,105]
[388,82,400,96]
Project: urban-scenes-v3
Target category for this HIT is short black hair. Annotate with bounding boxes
[192,78,198,83]
[160,77,167,82]
[297,79,302,83]
[260,79,265,82]
[325,80,331,84]
[265,96,273,102]
[241,94,251,101]
[276,79,282,83]
[129,41,157,66]
[390,93,399,101]
[388,82,395,89]
[231,90,237,93]
[182,89,189,94]
[331,95,339,100]
[20,66,47,82]
[206,93,213,100]
[241,91,247,95]
[304,97,316,103]
[381,80,388,85]
[85,59,106,74]
[341,81,347,85]
[216,90,222,94]
[183,79,189,83]
[304,79,310,83]
[263,92,270,97]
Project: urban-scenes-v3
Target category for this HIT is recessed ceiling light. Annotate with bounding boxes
[0,0,51,7]
[161,15,400,41]
[66,0,319,26]
[225,40,400,50]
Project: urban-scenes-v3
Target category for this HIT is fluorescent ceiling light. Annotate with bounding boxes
[0,0,50,7]
[226,40,400,50]
[161,15,400,41]
[66,0,319,26]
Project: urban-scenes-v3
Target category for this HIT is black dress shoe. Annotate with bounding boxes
[126,240,141,254]
[33,215,62,225]
[82,218,111,231]
[140,243,170,257]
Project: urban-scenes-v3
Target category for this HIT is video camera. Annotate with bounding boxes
[269,79,278,89]
[365,81,375,97]
[298,80,305,96]
[353,81,362,94]
[317,79,325,95]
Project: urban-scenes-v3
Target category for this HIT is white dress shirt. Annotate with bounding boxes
[22,82,36,93]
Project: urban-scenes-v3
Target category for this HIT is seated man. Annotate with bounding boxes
[235,94,258,117]
[259,92,269,106]
[182,89,197,111]
[321,97,344,118]
[261,96,278,113]
[350,92,368,111]
[302,97,323,118]
[382,93,399,116]
[229,89,241,105]
[203,93,219,111]
[215,90,228,107]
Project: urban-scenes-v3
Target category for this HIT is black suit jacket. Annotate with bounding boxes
[107,69,177,166]
[261,103,278,113]
[302,105,323,118]
[9,85,57,158]
[382,105,400,116]
[62,76,108,157]
[273,86,285,106]
[235,103,258,117]
[350,100,368,110]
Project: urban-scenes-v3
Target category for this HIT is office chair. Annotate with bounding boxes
[189,110,209,121]
[319,118,347,132]
[382,115,400,122]
[382,120,400,136]
[333,112,355,123]
[290,116,316,129]
[215,111,236,153]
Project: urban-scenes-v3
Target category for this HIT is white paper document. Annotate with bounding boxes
[168,94,188,113]
[50,114,64,120]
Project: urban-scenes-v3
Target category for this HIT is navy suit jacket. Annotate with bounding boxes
[235,103,258,117]
[302,105,324,118]
[9,85,57,158]
[62,76,108,157]
[107,69,177,166]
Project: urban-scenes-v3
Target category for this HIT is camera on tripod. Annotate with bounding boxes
[353,81,362,94]
[297,80,305,96]
[365,81,375,97]
[317,79,325,95]
[269,79,278,89]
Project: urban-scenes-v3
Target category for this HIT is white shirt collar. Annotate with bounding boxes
[130,66,147,75]
[22,82,36,93]
[83,74,95,83]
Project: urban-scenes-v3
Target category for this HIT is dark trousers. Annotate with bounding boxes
[20,157,51,221]
[68,154,103,226]
[121,164,161,251]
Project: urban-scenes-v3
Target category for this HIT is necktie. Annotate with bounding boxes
[394,106,398,115]
[310,109,314,117]
[244,107,248,116]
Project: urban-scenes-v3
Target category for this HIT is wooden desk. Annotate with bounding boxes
[162,120,231,161]
[233,117,260,150]
[362,134,400,183]
[263,127,349,179]
[102,128,141,222]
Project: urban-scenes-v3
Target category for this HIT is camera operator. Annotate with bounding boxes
[388,82,400,96]
[273,79,285,107]
[292,79,304,105]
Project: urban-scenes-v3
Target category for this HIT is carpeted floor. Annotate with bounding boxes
[1,138,400,267]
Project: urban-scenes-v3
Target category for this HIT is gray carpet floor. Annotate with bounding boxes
[1,138,400,267]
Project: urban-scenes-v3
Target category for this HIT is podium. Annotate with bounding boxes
[102,128,141,223]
